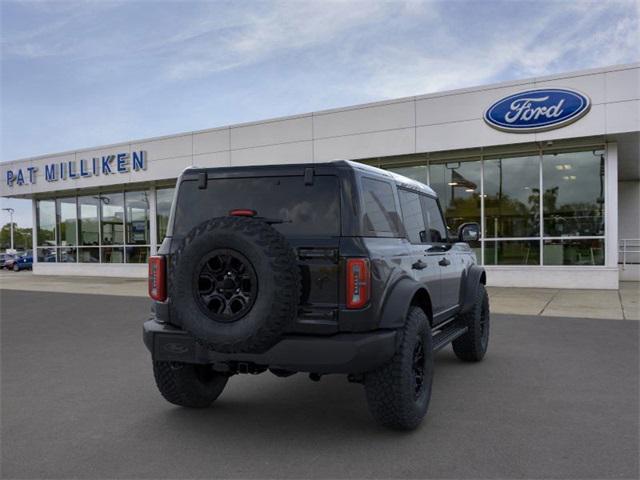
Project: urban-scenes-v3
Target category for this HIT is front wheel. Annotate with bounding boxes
[452,283,490,362]
[364,306,433,430]
[153,361,228,408]
[13,264,19,272]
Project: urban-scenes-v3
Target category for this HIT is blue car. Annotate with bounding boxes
[13,253,33,271]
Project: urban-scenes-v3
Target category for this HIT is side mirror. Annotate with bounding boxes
[458,222,481,243]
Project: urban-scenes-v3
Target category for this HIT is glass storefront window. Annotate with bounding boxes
[101,247,124,263]
[484,155,540,238]
[56,197,77,246]
[78,247,99,263]
[100,193,124,245]
[58,247,77,263]
[542,150,605,237]
[37,246,57,263]
[484,240,540,266]
[388,165,429,185]
[543,239,604,265]
[126,246,149,263]
[78,196,100,246]
[156,187,175,243]
[125,191,150,245]
[37,200,56,246]
[429,160,481,233]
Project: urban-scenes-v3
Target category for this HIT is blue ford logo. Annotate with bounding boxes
[484,88,591,133]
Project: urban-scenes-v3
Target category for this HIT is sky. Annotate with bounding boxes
[1,0,639,228]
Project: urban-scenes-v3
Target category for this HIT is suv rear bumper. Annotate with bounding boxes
[143,319,397,374]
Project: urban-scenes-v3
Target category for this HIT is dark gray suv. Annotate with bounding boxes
[144,160,489,430]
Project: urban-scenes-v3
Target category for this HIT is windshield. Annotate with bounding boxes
[173,175,341,238]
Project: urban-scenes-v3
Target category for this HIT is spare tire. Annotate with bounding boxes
[170,216,300,353]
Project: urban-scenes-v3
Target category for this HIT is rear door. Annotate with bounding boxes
[420,195,461,322]
[397,188,442,313]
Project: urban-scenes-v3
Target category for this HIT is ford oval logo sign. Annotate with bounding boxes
[484,88,591,133]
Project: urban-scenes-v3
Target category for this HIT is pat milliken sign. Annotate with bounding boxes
[5,150,147,187]
[484,88,591,133]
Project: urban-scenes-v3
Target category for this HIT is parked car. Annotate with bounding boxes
[2,253,17,270]
[143,161,489,430]
[12,252,33,271]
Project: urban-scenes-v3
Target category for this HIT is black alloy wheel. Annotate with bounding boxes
[194,248,258,323]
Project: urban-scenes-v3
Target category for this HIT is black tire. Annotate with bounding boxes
[13,264,19,272]
[364,306,433,430]
[153,361,228,408]
[452,283,490,362]
[170,216,300,354]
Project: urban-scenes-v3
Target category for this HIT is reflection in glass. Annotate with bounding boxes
[37,200,56,246]
[156,187,175,242]
[126,246,149,263]
[484,155,539,238]
[398,189,426,243]
[429,160,481,233]
[78,196,100,246]
[543,239,604,265]
[57,197,77,246]
[484,240,540,265]
[101,193,124,245]
[543,151,605,237]
[37,247,56,262]
[101,247,124,263]
[58,247,77,263]
[78,247,99,263]
[125,191,150,245]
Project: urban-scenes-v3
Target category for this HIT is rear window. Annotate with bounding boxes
[173,175,340,237]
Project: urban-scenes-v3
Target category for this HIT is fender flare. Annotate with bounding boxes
[460,265,486,314]
[378,277,433,329]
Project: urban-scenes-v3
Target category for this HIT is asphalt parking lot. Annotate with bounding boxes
[1,289,638,479]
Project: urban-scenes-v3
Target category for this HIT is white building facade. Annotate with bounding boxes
[1,63,639,289]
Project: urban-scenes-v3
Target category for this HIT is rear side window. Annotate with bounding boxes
[361,177,401,235]
[398,189,427,244]
[420,195,447,243]
[173,175,340,237]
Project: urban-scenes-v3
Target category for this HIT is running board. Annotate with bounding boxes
[433,324,468,351]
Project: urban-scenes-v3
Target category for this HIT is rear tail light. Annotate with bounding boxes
[346,258,370,309]
[148,255,167,301]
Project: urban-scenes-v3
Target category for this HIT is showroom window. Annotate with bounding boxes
[35,188,155,265]
[36,199,57,263]
[156,187,175,243]
[385,147,606,266]
[56,197,77,263]
[125,190,150,263]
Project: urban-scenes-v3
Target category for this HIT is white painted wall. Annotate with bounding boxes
[34,263,147,278]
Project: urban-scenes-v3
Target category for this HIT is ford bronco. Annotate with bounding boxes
[143,160,489,430]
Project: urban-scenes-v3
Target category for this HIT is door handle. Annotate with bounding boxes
[412,260,427,270]
[438,257,451,267]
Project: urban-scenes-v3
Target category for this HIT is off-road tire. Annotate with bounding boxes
[452,283,490,362]
[153,361,228,408]
[170,216,300,354]
[364,306,433,430]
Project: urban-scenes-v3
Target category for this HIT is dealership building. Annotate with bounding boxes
[1,63,638,289]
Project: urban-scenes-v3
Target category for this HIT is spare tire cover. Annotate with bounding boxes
[170,216,300,353]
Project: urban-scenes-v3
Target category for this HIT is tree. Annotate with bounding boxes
[0,223,32,251]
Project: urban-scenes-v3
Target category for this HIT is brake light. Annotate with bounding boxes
[229,209,257,217]
[148,256,167,301]
[346,258,370,309]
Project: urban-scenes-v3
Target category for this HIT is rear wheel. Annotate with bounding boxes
[452,283,490,362]
[153,361,228,408]
[364,306,433,430]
